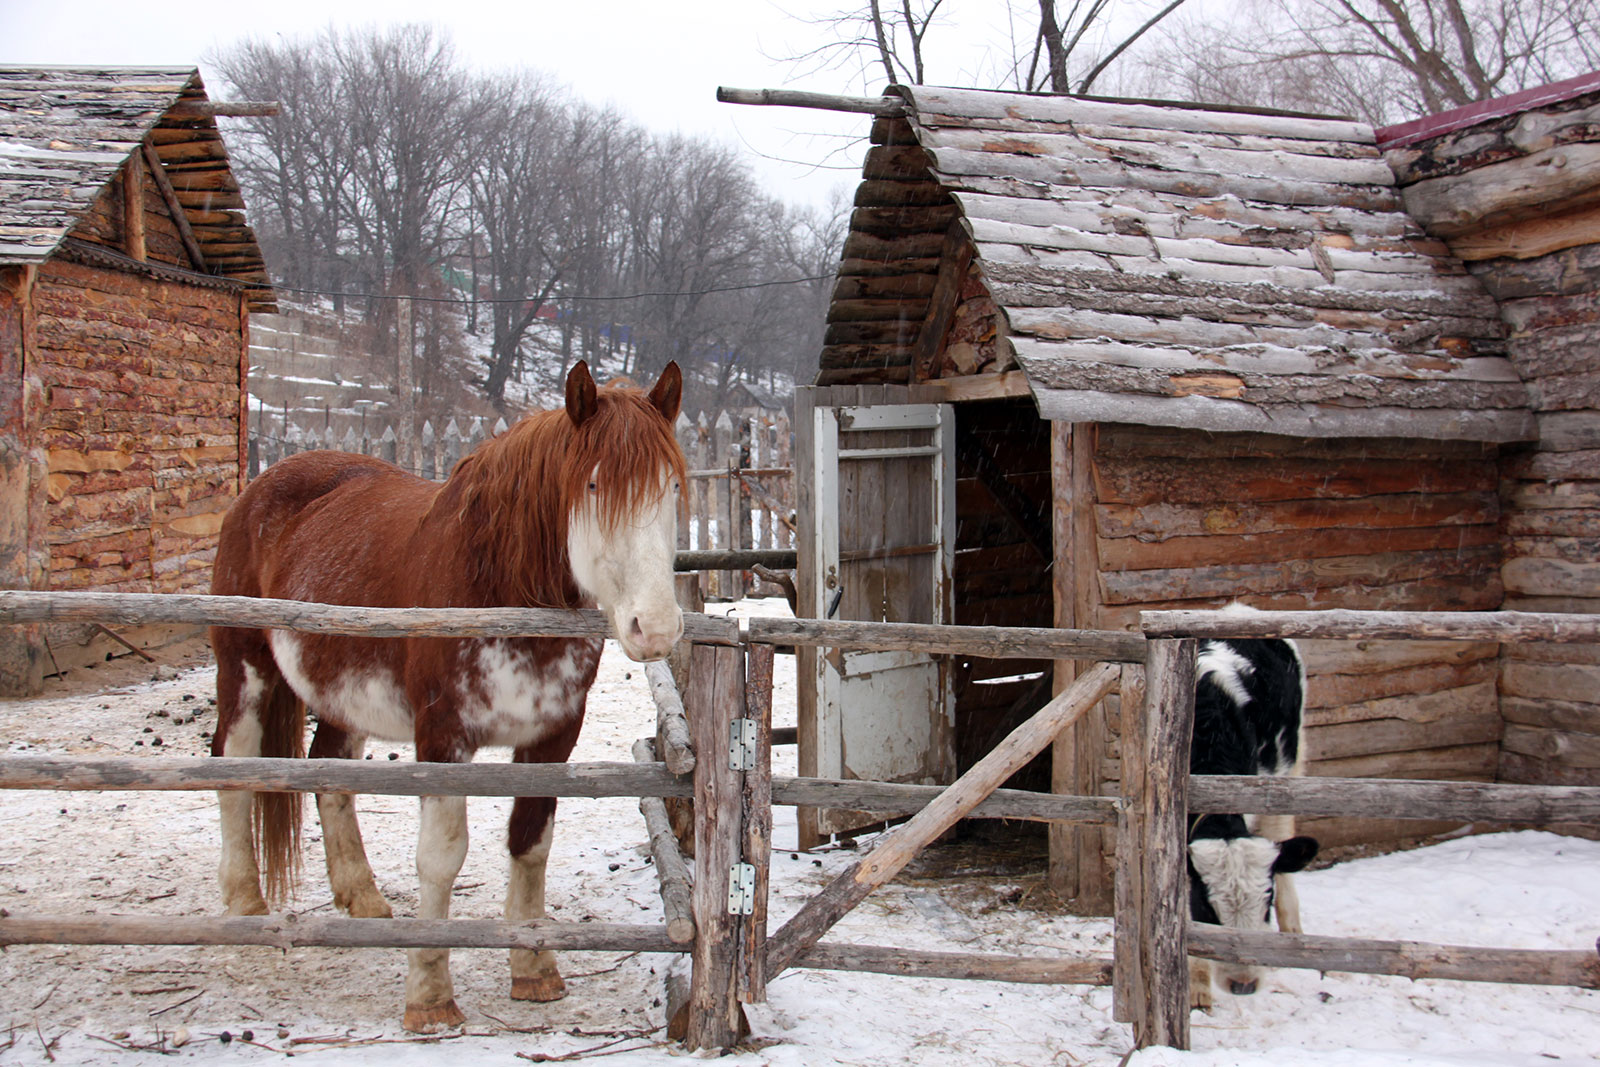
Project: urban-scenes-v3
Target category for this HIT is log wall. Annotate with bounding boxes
[1386,87,1600,791]
[1088,424,1506,850]
[29,257,242,596]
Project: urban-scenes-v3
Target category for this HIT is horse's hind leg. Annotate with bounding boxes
[506,794,565,1002]
[309,720,391,918]
[212,635,274,915]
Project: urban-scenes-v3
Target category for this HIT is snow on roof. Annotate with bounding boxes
[821,85,1533,442]
[0,66,274,311]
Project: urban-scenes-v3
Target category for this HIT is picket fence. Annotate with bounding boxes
[247,408,794,599]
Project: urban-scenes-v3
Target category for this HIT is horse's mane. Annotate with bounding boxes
[440,381,687,609]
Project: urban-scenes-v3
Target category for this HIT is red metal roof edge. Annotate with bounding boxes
[1375,69,1600,150]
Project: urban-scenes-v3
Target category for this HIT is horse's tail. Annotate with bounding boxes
[254,677,307,908]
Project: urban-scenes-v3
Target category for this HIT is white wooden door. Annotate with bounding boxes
[807,402,955,838]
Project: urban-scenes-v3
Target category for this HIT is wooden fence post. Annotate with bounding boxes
[695,414,711,600]
[1113,662,1147,1026]
[1137,638,1195,1050]
[685,642,748,1048]
[740,642,774,1003]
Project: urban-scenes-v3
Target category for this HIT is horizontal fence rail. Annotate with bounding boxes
[747,617,1146,662]
[0,755,1117,825]
[1190,774,1600,823]
[0,915,684,954]
[0,590,740,644]
[1144,608,1600,643]
[1188,925,1600,990]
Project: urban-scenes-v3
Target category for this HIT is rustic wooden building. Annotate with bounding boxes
[1380,71,1600,800]
[0,67,273,692]
[791,85,1544,910]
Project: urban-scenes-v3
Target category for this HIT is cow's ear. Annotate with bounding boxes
[1273,836,1319,874]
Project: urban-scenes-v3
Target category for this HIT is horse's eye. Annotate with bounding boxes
[588,481,598,493]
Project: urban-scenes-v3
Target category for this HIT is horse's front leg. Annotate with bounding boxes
[506,794,565,1002]
[402,739,471,1033]
[309,719,391,918]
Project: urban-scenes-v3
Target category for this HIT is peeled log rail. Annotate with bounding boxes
[764,662,1120,979]
[0,915,684,954]
[645,661,695,774]
[747,617,1146,663]
[1189,774,1600,824]
[1188,925,1600,989]
[673,550,796,572]
[794,943,1114,985]
[0,590,741,645]
[631,739,696,945]
[0,755,1120,825]
[715,86,906,116]
[1142,608,1600,644]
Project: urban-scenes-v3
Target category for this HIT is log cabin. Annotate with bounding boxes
[0,67,273,693]
[784,79,1600,912]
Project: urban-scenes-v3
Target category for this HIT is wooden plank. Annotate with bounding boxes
[685,643,747,1049]
[1447,202,1600,261]
[1113,662,1148,1025]
[1400,143,1600,237]
[739,643,775,1003]
[764,663,1118,980]
[1098,523,1498,572]
[910,221,976,382]
[631,739,696,945]
[1308,742,1498,780]
[1502,723,1600,770]
[1501,696,1600,734]
[1096,492,1498,542]
[1304,660,1497,716]
[1188,925,1600,989]
[1136,638,1194,1050]
[120,156,144,261]
[142,141,206,272]
[0,915,680,953]
[1093,454,1497,508]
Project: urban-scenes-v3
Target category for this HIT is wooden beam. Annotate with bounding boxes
[1189,774,1600,823]
[795,943,1114,985]
[909,221,975,383]
[0,914,680,953]
[1445,201,1600,261]
[141,142,207,272]
[121,157,144,262]
[167,100,282,117]
[745,615,1146,662]
[1189,925,1600,989]
[1137,638,1195,1050]
[645,661,695,774]
[631,739,696,945]
[764,663,1119,980]
[715,87,905,116]
[908,370,1032,403]
[1142,608,1600,644]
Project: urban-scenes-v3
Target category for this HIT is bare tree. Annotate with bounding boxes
[1149,0,1600,123]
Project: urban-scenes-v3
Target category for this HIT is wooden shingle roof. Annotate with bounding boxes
[0,66,274,311]
[823,85,1533,442]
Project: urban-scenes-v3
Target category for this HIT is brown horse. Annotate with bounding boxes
[209,361,686,1032]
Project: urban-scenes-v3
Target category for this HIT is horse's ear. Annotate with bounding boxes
[648,361,682,422]
[566,361,598,428]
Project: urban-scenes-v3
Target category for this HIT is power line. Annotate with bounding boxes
[247,272,834,306]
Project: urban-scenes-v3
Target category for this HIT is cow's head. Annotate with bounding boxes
[1188,829,1318,995]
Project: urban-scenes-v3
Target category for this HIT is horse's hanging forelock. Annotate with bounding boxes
[447,364,687,609]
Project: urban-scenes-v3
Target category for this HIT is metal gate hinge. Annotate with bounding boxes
[727,862,756,915]
[728,718,758,771]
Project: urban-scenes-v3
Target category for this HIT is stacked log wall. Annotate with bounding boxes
[30,258,241,595]
[1089,424,1505,849]
[1385,88,1600,791]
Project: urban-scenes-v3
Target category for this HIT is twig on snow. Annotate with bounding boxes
[149,989,205,1017]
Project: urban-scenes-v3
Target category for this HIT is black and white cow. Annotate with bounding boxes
[1188,631,1320,1006]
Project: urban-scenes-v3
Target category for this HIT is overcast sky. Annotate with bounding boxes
[1,0,941,211]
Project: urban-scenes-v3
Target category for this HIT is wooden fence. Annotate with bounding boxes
[248,408,795,600]
[1,592,1596,1052]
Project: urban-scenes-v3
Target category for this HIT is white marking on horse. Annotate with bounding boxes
[566,468,682,662]
[269,632,412,742]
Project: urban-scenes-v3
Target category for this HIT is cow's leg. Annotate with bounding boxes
[213,650,271,916]
[1259,802,1303,934]
[310,720,391,918]
[506,794,565,1001]
[402,731,471,1033]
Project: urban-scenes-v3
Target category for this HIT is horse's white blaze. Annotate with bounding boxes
[457,640,594,748]
[269,631,413,741]
[566,471,682,662]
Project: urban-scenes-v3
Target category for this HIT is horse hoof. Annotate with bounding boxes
[402,999,467,1033]
[224,899,269,917]
[340,891,393,919]
[511,974,567,1002]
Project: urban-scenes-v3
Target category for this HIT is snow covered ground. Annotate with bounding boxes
[1,601,1596,1066]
